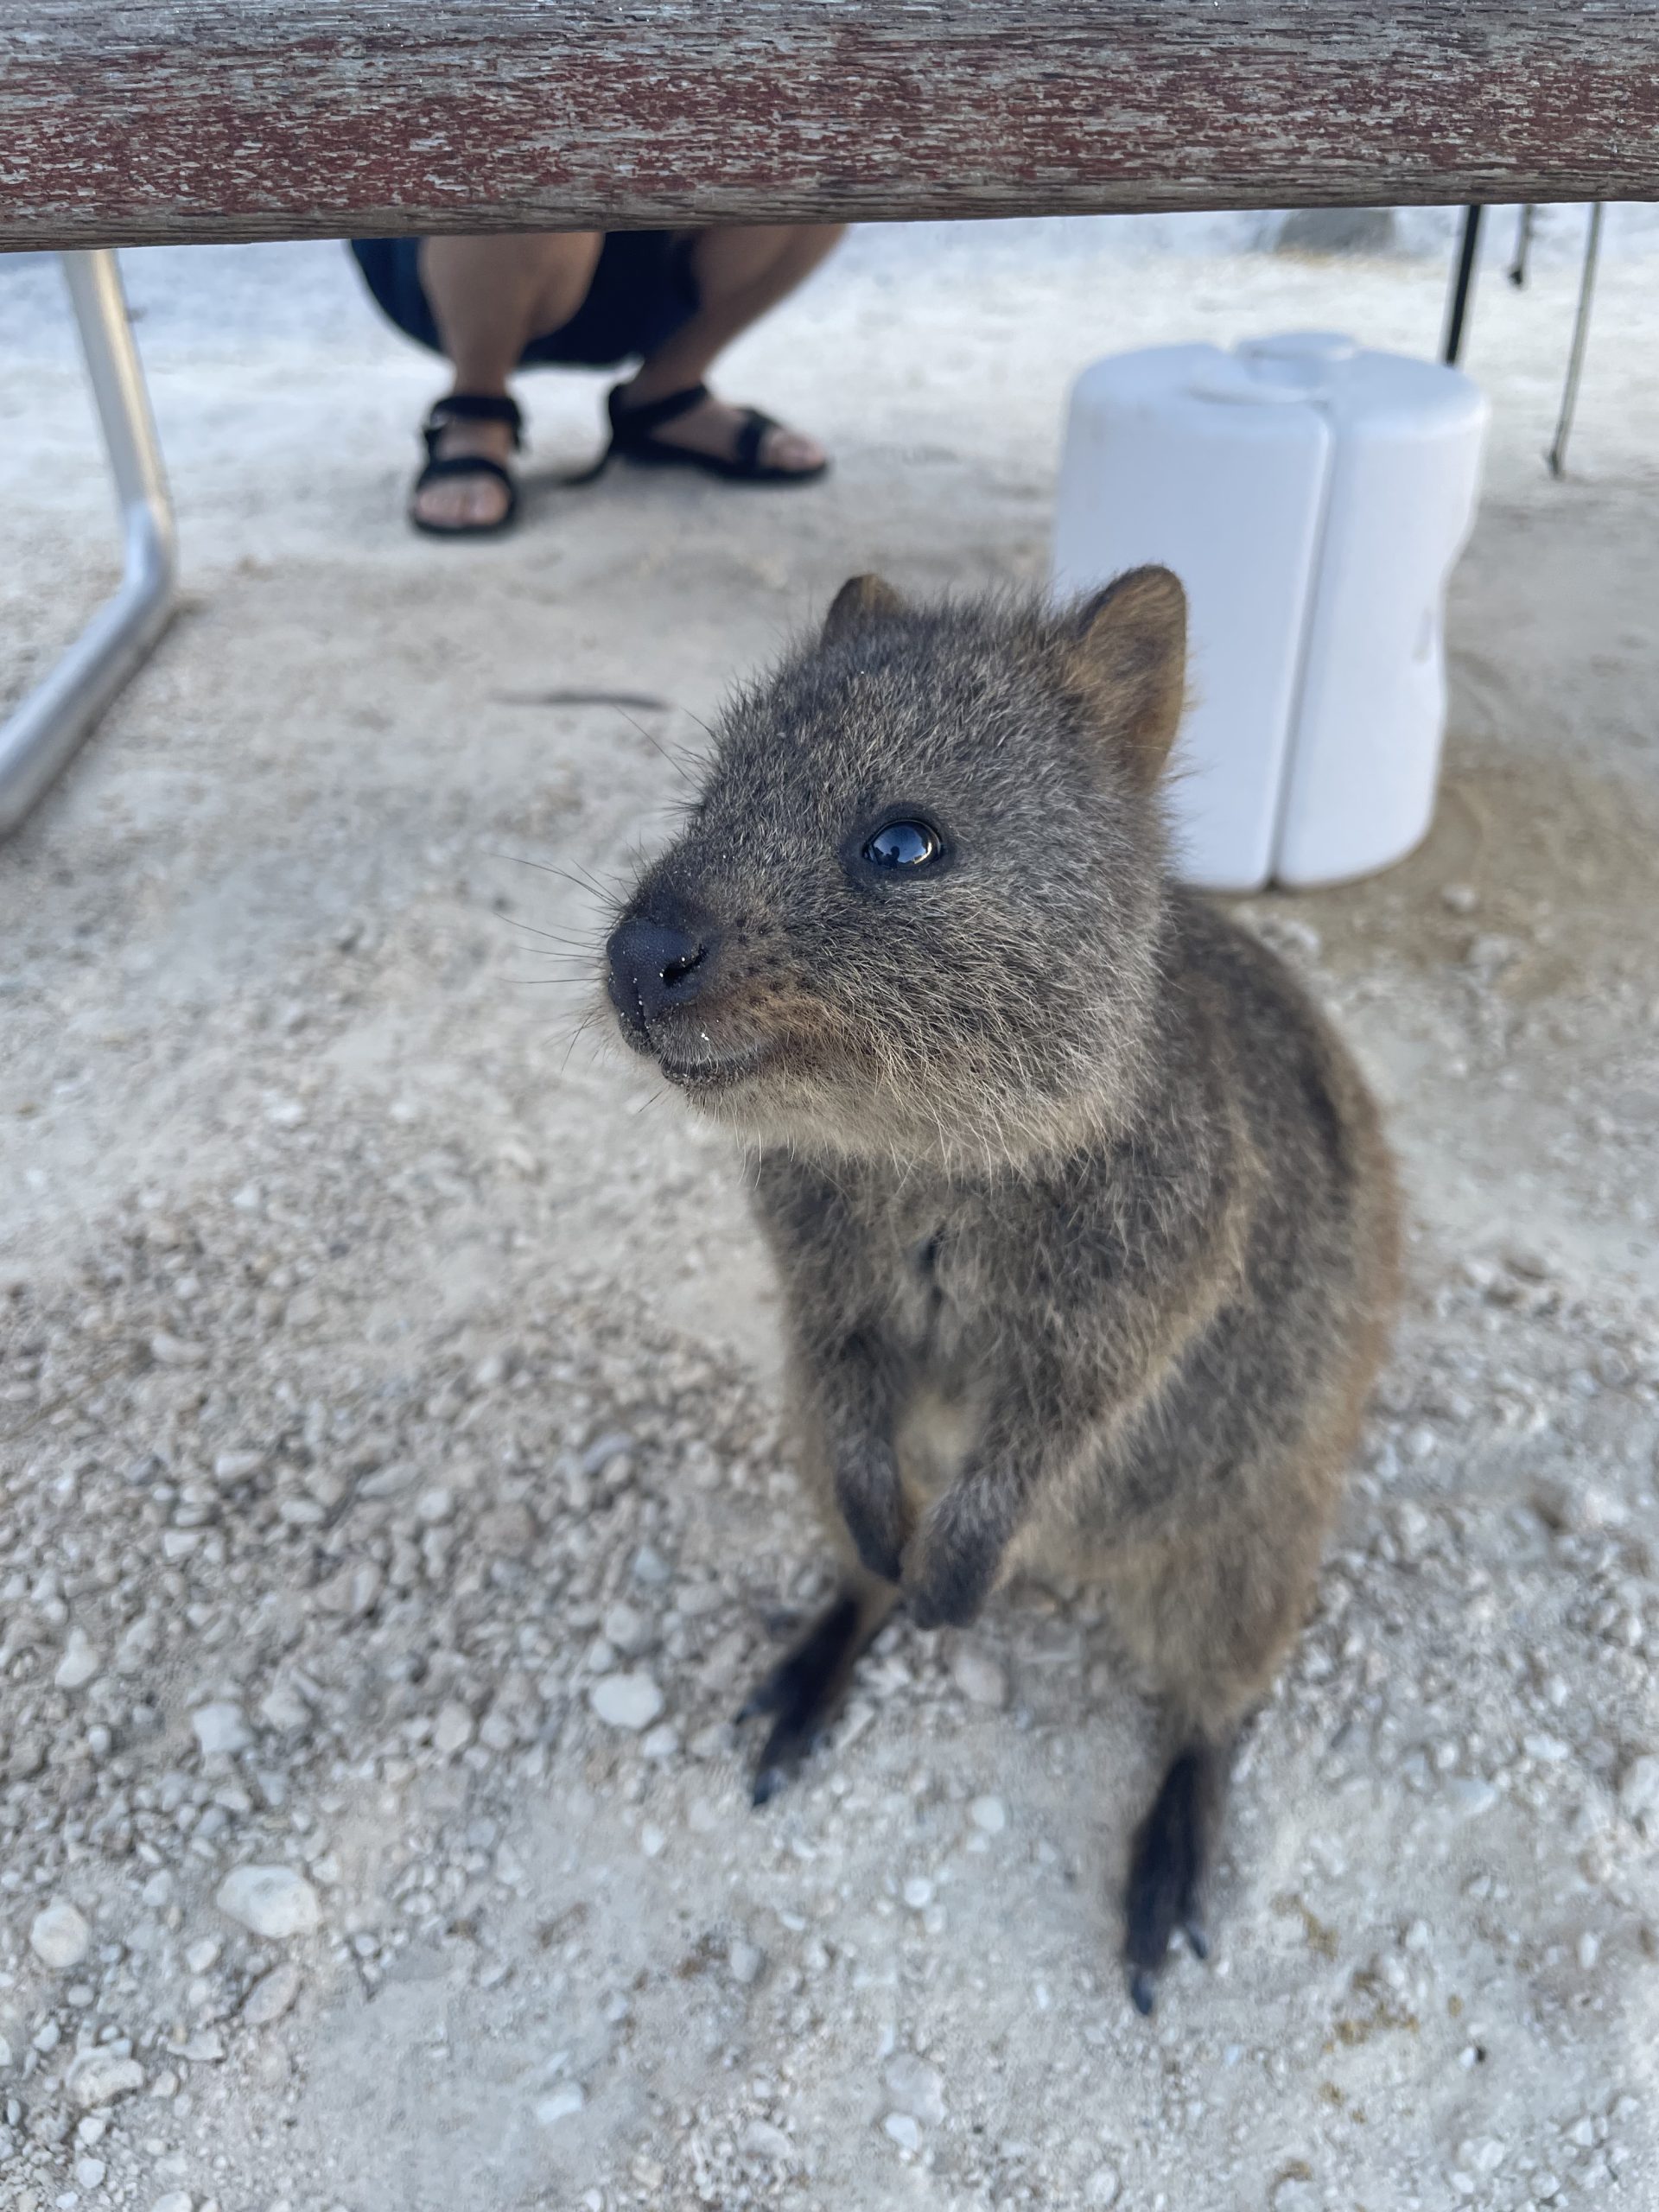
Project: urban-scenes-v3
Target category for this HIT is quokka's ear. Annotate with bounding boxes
[1063,566,1188,791]
[822,573,906,645]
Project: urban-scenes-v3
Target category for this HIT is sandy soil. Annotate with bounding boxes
[2,214,1658,2212]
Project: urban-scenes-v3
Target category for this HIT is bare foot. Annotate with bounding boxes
[410,411,517,531]
[614,384,826,474]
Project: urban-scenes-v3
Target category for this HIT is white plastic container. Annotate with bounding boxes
[1051,332,1488,891]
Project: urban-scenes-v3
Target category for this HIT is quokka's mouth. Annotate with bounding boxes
[650,1037,779,1094]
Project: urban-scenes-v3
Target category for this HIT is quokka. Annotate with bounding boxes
[605,569,1399,2009]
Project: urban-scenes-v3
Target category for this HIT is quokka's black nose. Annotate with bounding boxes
[606,913,716,1035]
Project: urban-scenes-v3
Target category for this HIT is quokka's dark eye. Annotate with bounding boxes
[862,819,942,869]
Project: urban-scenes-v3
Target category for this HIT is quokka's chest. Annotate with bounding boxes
[828,1212,987,1497]
[857,1204,982,1361]
[868,1213,972,1459]
[763,1155,1053,1368]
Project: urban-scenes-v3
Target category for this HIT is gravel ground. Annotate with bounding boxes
[3,215,1659,2211]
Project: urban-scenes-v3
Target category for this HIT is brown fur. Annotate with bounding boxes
[604,569,1400,2005]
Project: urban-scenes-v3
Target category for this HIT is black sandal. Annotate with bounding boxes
[410,392,523,537]
[600,382,828,485]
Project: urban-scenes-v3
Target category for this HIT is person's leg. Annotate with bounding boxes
[617,226,844,474]
[413,232,603,530]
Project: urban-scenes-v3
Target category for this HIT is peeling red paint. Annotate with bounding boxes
[3,1,1657,251]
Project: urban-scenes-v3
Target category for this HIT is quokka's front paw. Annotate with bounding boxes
[905,1574,983,1632]
[835,1471,909,1585]
[901,1524,999,1630]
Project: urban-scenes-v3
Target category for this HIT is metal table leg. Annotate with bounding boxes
[1548,202,1605,479]
[1442,205,1484,365]
[0,250,178,839]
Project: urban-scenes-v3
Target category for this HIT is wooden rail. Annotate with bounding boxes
[5,2,1659,253]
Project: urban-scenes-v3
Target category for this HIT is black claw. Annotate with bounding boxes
[1128,1967,1157,2018]
[1185,1920,1210,1962]
[752,1765,785,1808]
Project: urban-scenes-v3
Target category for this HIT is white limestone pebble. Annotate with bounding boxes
[743,2119,794,2162]
[950,1648,1008,1708]
[433,1700,474,1756]
[884,2051,945,2125]
[582,1430,633,1477]
[969,1795,1007,1834]
[29,1899,92,1971]
[215,1866,321,1939]
[535,2084,585,2126]
[54,1628,101,1692]
[727,1940,765,1986]
[192,1702,253,1757]
[149,1332,205,1367]
[1446,1777,1498,1819]
[589,1672,664,1731]
[602,1601,650,1656]
[65,2050,145,2109]
[1618,1753,1659,1829]
[883,2113,922,2152]
[242,1962,303,2024]
[258,1681,310,1732]
[212,1447,264,1484]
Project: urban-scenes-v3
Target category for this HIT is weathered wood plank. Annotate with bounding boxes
[4,2,1657,252]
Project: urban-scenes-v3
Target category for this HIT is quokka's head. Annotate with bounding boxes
[605,569,1187,1171]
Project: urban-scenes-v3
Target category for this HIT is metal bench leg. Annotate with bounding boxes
[0,249,179,838]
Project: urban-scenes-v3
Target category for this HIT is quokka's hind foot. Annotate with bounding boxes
[1123,1740,1227,2015]
[735,1576,895,1806]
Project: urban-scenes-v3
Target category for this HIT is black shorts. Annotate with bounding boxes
[348,232,702,371]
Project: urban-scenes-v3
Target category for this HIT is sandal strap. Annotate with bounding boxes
[414,452,517,493]
[588,381,819,486]
[734,408,780,473]
[423,391,524,457]
[607,381,710,444]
